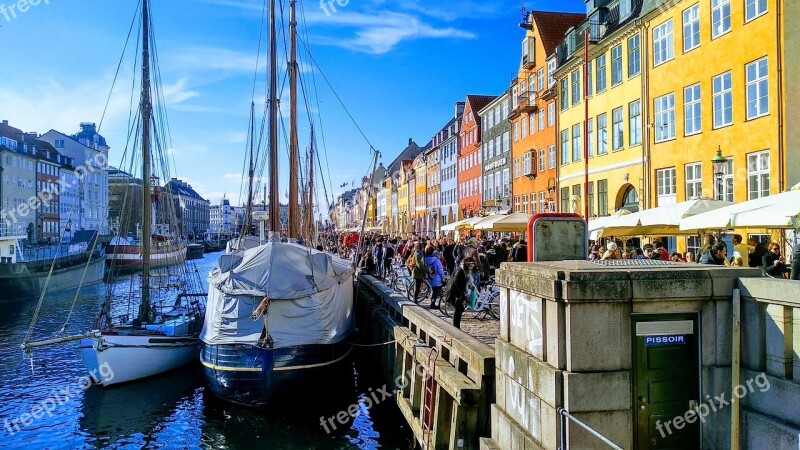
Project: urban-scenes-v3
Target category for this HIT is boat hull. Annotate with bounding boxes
[186,244,205,260]
[200,340,352,407]
[105,245,187,270]
[79,334,200,386]
[0,256,105,301]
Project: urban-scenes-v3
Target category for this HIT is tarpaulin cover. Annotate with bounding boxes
[200,242,355,348]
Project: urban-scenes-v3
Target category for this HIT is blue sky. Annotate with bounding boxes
[0,0,584,208]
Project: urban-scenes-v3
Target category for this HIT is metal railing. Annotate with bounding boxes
[557,407,623,450]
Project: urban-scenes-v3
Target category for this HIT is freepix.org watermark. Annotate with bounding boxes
[0,152,107,229]
[319,363,428,433]
[319,0,349,17]
[3,362,114,436]
[655,372,771,439]
[0,0,49,24]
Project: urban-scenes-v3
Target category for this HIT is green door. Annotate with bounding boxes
[633,316,700,450]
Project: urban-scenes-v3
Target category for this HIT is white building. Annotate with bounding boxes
[439,103,463,229]
[209,197,234,233]
[39,123,110,233]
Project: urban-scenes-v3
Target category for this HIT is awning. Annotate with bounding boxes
[589,199,733,239]
[474,212,532,232]
[680,188,800,231]
[440,216,493,232]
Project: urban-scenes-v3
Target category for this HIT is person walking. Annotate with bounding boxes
[410,242,427,303]
[763,242,790,278]
[425,245,445,309]
[445,256,478,329]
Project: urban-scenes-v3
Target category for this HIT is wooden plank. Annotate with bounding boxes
[398,395,425,448]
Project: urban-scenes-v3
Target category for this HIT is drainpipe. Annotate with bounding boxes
[641,19,652,209]
[776,0,785,192]
[583,28,590,225]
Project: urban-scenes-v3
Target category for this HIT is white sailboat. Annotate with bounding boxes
[23,0,206,386]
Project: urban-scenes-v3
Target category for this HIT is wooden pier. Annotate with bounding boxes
[356,275,496,449]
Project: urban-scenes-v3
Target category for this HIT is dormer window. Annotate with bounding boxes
[620,0,632,20]
[521,37,535,68]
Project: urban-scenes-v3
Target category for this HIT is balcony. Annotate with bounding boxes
[517,90,537,114]
[559,20,607,61]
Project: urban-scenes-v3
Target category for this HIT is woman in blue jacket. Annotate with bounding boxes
[425,245,446,309]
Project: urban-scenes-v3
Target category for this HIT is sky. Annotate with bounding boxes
[0,0,585,211]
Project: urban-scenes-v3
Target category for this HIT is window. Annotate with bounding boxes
[571,70,581,106]
[561,78,569,110]
[514,158,520,178]
[487,173,494,199]
[597,113,608,155]
[522,152,531,175]
[539,109,545,131]
[657,167,677,201]
[746,0,767,21]
[548,145,556,169]
[530,113,536,135]
[712,0,731,38]
[620,0,632,19]
[654,93,676,142]
[521,117,528,138]
[713,72,733,127]
[548,103,555,127]
[513,123,519,142]
[538,68,545,91]
[512,85,519,109]
[548,59,557,87]
[653,20,674,66]
[611,45,623,85]
[560,187,570,213]
[714,158,734,201]
[628,35,640,77]
[746,57,769,119]
[612,107,624,150]
[587,119,594,158]
[540,192,547,214]
[685,163,703,199]
[629,100,642,146]
[596,55,607,92]
[588,181,595,217]
[571,124,581,162]
[522,194,528,213]
[683,4,700,52]
[587,61,593,97]
[503,132,510,152]
[684,84,702,135]
[514,195,521,212]
[747,150,770,199]
[503,169,510,196]
[561,130,569,165]
[539,150,546,173]
[496,172,502,196]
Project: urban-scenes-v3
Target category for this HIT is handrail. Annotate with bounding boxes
[557,407,623,450]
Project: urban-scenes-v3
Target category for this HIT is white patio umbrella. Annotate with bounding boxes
[592,199,732,238]
[680,189,800,231]
[474,212,532,232]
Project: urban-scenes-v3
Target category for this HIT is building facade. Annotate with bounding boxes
[554,1,655,222]
[459,96,495,218]
[0,120,37,239]
[439,106,462,231]
[210,196,234,233]
[425,143,440,237]
[32,140,63,242]
[164,178,210,240]
[39,122,110,233]
[512,11,584,216]
[479,93,513,214]
[412,152,427,235]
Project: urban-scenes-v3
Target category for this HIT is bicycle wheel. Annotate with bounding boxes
[487,290,501,319]
[440,299,454,317]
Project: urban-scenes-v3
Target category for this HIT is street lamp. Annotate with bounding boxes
[711,146,727,182]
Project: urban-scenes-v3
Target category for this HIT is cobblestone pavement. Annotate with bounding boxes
[381,279,500,347]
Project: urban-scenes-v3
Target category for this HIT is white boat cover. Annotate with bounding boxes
[200,241,355,348]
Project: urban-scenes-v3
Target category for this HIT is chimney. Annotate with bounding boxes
[28,132,38,138]
[455,101,465,118]
[1,120,8,126]
[408,138,413,146]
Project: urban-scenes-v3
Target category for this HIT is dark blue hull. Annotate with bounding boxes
[200,340,353,407]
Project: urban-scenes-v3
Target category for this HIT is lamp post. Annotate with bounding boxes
[711,146,727,200]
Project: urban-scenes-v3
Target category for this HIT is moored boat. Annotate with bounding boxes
[186,243,205,260]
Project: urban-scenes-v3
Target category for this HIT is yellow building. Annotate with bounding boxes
[554,3,653,222]
[413,153,427,235]
[644,0,799,252]
[397,161,411,235]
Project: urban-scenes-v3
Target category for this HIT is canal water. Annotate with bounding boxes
[0,255,411,449]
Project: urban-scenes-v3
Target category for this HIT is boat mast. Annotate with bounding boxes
[288,0,299,238]
[243,101,255,240]
[306,125,315,243]
[140,0,152,317]
[268,0,280,235]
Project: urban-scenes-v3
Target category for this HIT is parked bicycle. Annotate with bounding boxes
[440,276,500,320]
[387,263,432,302]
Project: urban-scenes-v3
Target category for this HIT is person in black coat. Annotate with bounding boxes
[763,242,790,278]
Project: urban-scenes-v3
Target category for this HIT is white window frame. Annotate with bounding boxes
[712,0,731,39]
[597,113,608,155]
[548,145,556,169]
[654,93,676,142]
[653,19,674,67]
[684,84,702,136]
[745,0,767,22]
[571,124,581,162]
[611,45,623,86]
[685,162,703,199]
[713,72,733,128]
[714,158,734,202]
[747,150,770,200]
[628,34,641,78]
[539,149,546,173]
[683,4,700,52]
[629,100,642,146]
[612,107,624,151]
[657,167,677,197]
[746,57,769,120]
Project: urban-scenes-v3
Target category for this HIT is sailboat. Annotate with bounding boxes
[76,0,204,386]
[199,0,357,406]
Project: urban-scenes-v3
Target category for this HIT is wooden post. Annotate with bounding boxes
[731,288,741,450]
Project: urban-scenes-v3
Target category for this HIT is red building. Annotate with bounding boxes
[458,95,495,218]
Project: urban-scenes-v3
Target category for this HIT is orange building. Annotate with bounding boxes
[510,11,584,215]
[458,95,495,218]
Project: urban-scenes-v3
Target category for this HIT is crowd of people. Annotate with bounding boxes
[587,233,799,280]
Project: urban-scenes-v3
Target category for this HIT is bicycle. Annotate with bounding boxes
[440,277,500,320]
[388,265,432,303]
